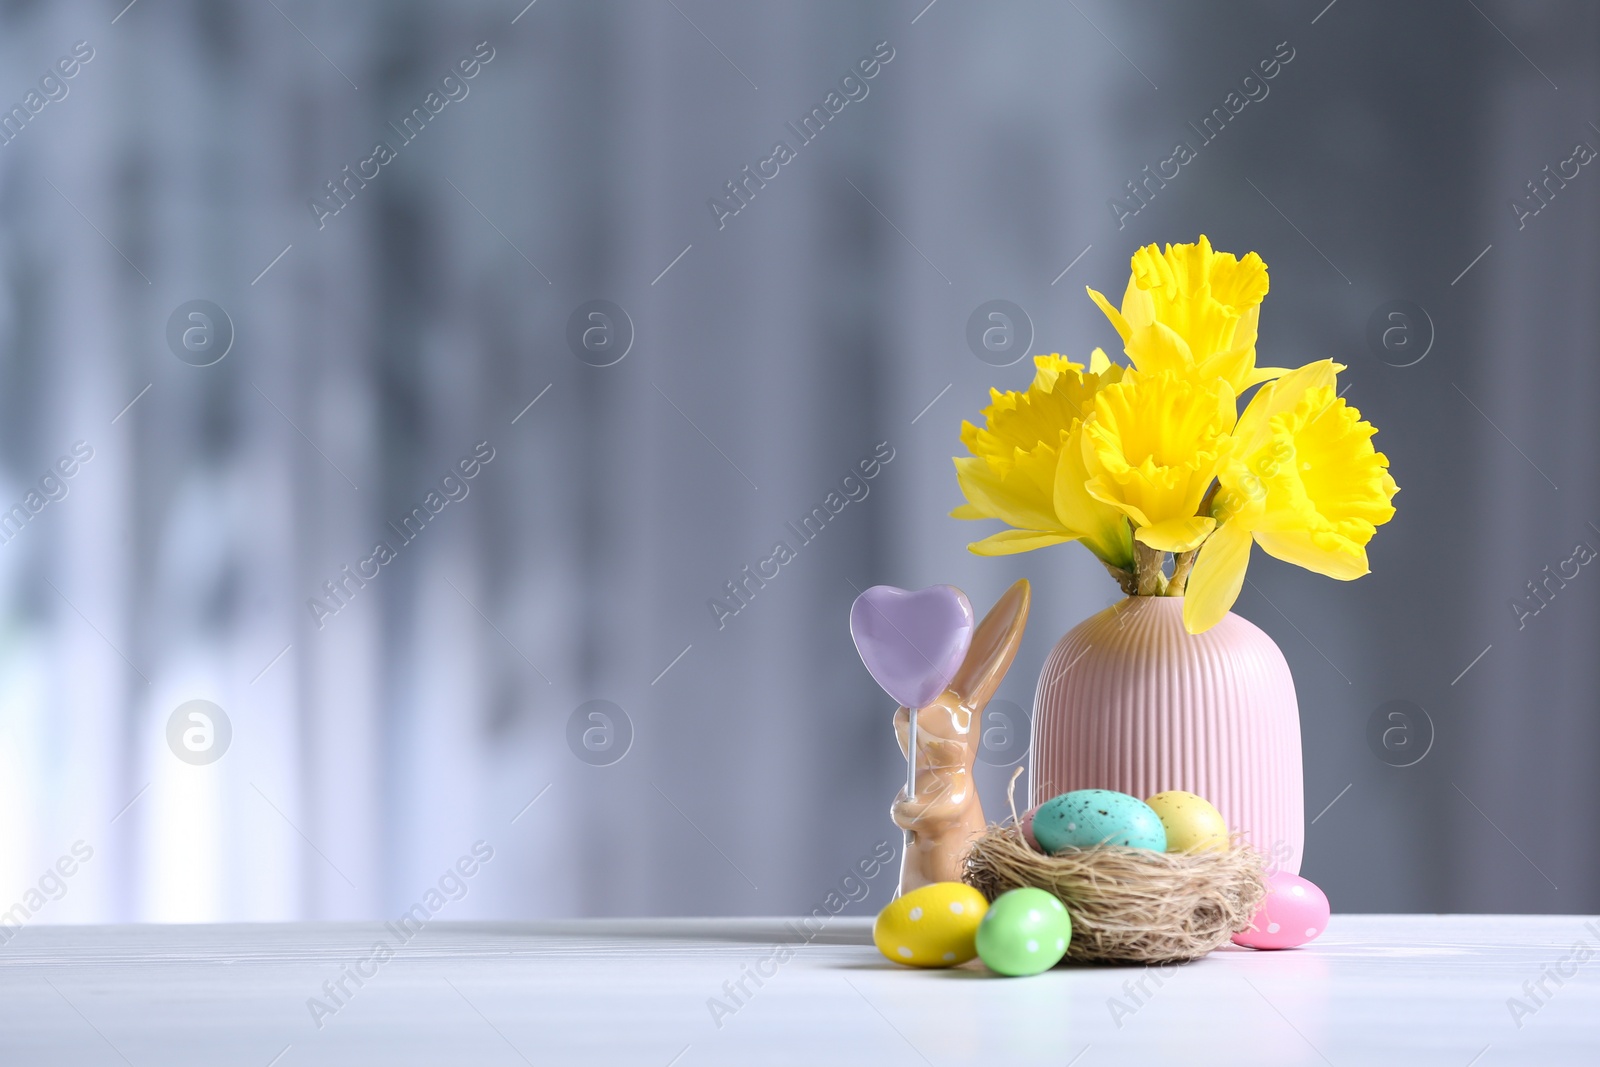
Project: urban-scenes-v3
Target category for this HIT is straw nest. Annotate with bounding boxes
[962,823,1267,964]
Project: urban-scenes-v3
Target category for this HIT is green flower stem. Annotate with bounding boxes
[1168,549,1197,595]
[1133,542,1165,596]
[1101,559,1137,596]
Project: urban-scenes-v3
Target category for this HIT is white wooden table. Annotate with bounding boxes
[1,916,1595,1065]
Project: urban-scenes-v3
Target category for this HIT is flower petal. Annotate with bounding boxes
[1127,236,1269,368]
[1119,272,1155,333]
[1123,321,1194,378]
[1081,369,1234,533]
[1182,521,1254,633]
[1233,359,1342,456]
[1254,528,1371,580]
[967,529,1077,556]
[1135,516,1216,552]
[1196,344,1258,394]
[954,454,1059,533]
[1231,302,1261,356]
[1084,472,1154,528]
[1086,286,1132,343]
[1054,424,1134,567]
[1246,364,1294,387]
[963,355,1102,467]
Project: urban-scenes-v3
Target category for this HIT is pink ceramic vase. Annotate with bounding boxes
[1030,597,1303,873]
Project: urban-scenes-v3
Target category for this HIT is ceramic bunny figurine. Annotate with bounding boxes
[890,579,1030,894]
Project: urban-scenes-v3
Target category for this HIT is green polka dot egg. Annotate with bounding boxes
[975,887,1072,976]
[872,882,989,967]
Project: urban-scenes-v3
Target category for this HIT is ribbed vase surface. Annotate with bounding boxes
[1031,597,1303,873]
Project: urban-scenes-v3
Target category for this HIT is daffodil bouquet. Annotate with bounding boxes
[953,237,1398,634]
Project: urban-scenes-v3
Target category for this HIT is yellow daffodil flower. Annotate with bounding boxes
[953,352,1132,567]
[952,238,1398,633]
[1182,362,1399,633]
[1086,235,1288,393]
[1080,369,1236,553]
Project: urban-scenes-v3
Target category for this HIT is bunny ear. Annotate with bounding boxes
[948,579,1030,711]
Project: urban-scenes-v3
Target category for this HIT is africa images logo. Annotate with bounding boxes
[309,41,496,230]
[307,442,496,630]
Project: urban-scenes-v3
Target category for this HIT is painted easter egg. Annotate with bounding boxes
[1018,805,1042,851]
[1032,789,1167,853]
[975,887,1072,976]
[1232,871,1330,950]
[873,882,989,967]
[1145,791,1230,854]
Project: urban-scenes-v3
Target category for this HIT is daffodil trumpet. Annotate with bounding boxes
[952,236,1398,634]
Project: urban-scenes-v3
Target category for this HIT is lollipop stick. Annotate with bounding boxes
[902,705,918,892]
[905,706,918,800]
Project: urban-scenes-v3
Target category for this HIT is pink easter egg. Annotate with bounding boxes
[1019,806,1042,851]
[1232,871,1330,950]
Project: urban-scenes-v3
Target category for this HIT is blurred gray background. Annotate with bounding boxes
[0,0,1594,924]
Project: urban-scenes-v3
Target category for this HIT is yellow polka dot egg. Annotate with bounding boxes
[872,882,989,967]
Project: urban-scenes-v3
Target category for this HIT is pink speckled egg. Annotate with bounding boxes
[1018,806,1042,851]
[1232,871,1329,950]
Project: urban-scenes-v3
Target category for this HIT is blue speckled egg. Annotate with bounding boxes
[1033,789,1167,853]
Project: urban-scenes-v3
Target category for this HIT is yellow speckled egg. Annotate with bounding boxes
[872,882,989,967]
[1145,791,1229,854]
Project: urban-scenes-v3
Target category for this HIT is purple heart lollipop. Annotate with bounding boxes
[849,585,976,709]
